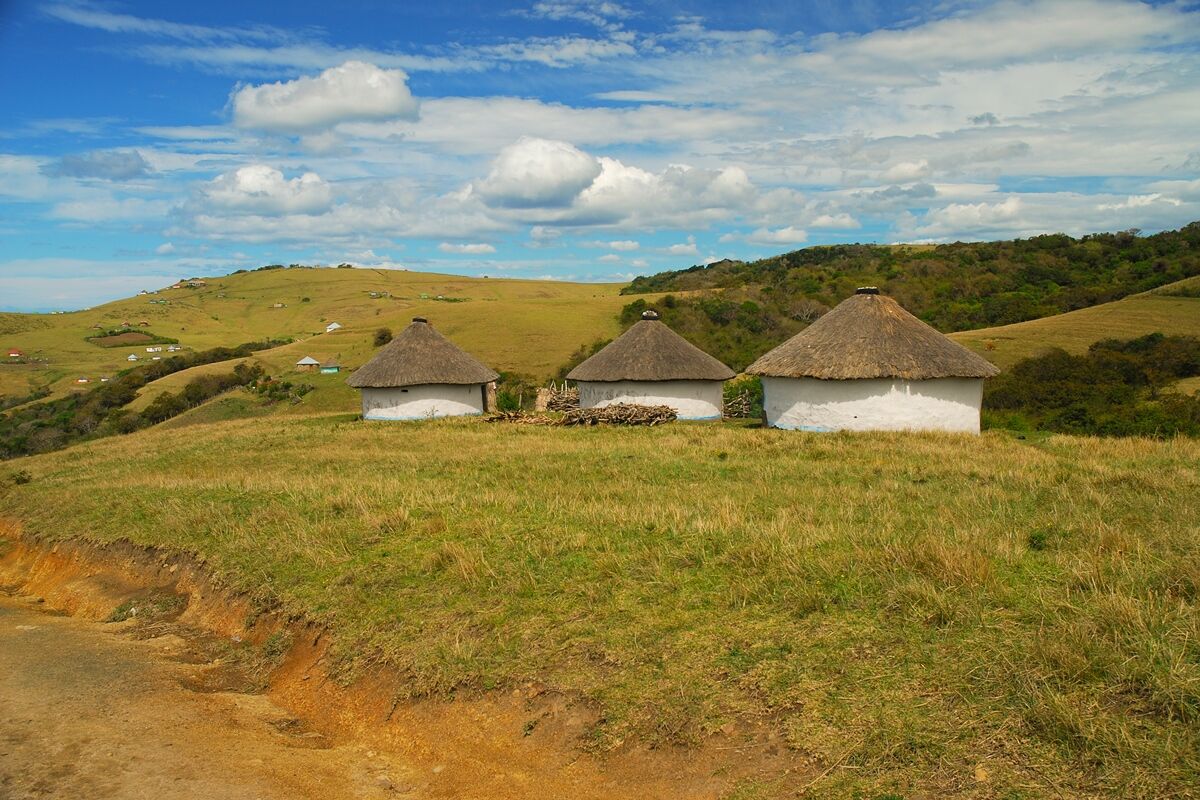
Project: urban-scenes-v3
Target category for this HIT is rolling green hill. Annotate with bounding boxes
[951,276,1200,369]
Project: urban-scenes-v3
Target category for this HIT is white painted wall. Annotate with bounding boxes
[360,383,485,420]
[761,376,984,433]
[577,380,724,420]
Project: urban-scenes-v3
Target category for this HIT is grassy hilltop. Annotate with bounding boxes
[3,417,1198,798]
[0,267,636,403]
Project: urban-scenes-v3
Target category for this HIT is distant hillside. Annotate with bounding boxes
[0,267,639,404]
[952,275,1200,369]
[622,223,1200,369]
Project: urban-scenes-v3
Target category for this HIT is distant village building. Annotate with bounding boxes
[347,317,499,420]
[325,322,343,333]
[167,345,181,352]
[567,310,734,420]
[7,348,23,359]
[76,377,89,384]
[320,360,341,374]
[272,303,286,309]
[747,288,1000,433]
[127,354,139,362]
[295,356,320,372]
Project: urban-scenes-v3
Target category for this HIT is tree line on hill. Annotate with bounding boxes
[0,339,290,459]
[620,223,1200,371]
[984,333,1200,437]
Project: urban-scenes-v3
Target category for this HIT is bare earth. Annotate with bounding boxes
[0,594,420,800]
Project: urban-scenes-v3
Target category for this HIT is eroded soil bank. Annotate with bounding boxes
[0,529,801,800]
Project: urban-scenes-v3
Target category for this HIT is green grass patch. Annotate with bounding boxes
[3,417,1198,797]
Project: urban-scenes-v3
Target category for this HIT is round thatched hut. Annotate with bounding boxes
[347,317,499,420]
[746,288,1000,433]
[567,310,735,419]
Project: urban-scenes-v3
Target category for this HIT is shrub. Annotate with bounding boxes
[374,327,393,347]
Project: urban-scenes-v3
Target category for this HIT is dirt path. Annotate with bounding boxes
[0,594,420,800]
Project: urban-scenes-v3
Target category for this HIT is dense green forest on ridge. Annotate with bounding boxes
[620,223,1200,370]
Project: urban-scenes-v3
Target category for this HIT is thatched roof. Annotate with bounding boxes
[347,318,499,388]
[746,289,1000,380]
[567,311,735,382]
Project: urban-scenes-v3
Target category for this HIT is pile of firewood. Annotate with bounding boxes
[485,410,557,425]
[486,403,676,427]
[561,404,676,426]
[723,391,754,418]
[545,387,579,412]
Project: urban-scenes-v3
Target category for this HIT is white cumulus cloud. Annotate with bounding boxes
[438,242,497,254]
[231,61,419,133]
[200,165,333,215]
[476,137,602,208]
[745,226,809,245]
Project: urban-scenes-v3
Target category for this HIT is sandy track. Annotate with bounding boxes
[0,594,419,800]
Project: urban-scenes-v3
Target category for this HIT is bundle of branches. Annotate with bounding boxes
[487,404,676,426]
[485,411,557,425]
[724,391,753,418]
[545,386,580,412]
[560,404,676,427]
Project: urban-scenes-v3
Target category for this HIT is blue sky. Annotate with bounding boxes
[2,0,1199,311]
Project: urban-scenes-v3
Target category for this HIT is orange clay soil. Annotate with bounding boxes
[0,522,809,800]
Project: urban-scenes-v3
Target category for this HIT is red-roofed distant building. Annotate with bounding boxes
[7,348,23,359]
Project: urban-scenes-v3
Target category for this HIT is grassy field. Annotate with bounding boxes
[0,268,637,402]
[951,277,1200,370]
[3,414,1198,798]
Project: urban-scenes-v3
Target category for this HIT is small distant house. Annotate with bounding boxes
[296,356,320,372]
[746,288,1001,433]
[567,310,734,420]
[167,345,181,352]
[138,290,148,295]
[347,317,499,420]
[325,322,343,333]
[272,303,286,309]
[127,354,139,362]
[152,356,161,361]
[76,377,89,384]
[7,348,22,359]
[320,360,341,374]
[100,377,110,382]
